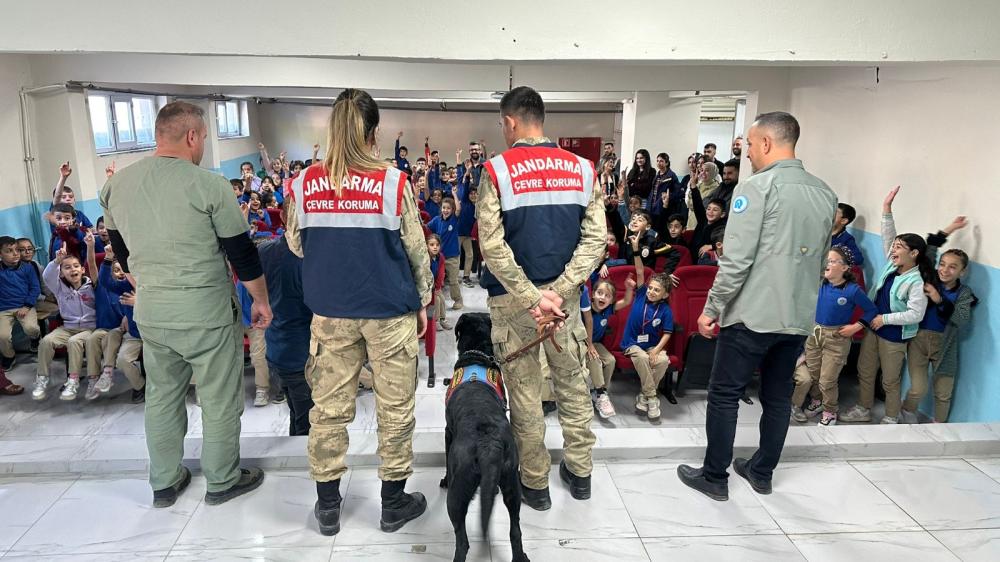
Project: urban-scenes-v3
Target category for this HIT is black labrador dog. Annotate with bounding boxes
[440,313,529,562]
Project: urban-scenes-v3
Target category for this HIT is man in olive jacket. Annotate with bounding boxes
[678,112,838,501]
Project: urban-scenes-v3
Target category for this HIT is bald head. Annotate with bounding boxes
[155,101,206,143]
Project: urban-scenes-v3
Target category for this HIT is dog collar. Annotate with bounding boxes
[445,364,506,406]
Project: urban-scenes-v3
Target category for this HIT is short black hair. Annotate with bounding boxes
[723,158,740,170]
[0,236,16,250]
[633,210,652,223]
[15,237,32,245]
[704,143,717,150]
[416,157,426,163]
[667,214,686,225]
[430,150,439,156]
[604,142,614,147]
[656,152,670,167]
[753,111,801,145]
[399,146,408,152]
[838,203,857,224]
[240,161,254,170]
[707,198,728,213]
[51,203,76,216]
[230,178,243,188]
[500,86,545,125]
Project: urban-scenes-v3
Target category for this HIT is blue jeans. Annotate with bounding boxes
[269,364,314,436]
[703,323,806,483]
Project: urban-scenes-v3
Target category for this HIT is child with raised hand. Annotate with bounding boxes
[0,236,41,375]
[842,186,933,424]
[245,192,274,238]
[426,234,448,331]
[83,242,132,400]
[33,238,97,401]
[583,275,636,419]
[620,233,674,421]
[901,216,977,423]
[791,245,878,426]
[47,203,89,264]
[427,190,463,312]
[44,162,94,231]
[622,210,658,268]
[688,187,728,261]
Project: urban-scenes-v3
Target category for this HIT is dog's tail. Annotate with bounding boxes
[476,422,504,539]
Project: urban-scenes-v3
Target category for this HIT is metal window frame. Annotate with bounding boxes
[88,91,159,154]
[217,100,250,139]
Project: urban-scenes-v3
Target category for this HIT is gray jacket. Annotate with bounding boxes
[703,159,838,336]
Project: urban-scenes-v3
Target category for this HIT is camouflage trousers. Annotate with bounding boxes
[488,291,596,490]
[307,313,419,483]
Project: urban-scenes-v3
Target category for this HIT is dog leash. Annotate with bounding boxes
[500,314,565,364]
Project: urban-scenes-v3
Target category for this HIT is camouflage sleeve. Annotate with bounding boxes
[475,171,542,310]
[399,181,433,308]
[550,178,608,299]
[283,194,303,258]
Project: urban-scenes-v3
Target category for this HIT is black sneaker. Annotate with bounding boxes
[1,355,14,371]
[272,392,286,404]
[559,460,591,500]
[733,458,772,495]
[542,401,557,416]
[520,483,551,511]
[131,387,145,404]
[676,464,728,501]
[380,480,427,533]
[204,467,265,506]
[152,466,192,508]
[315,498,342,536]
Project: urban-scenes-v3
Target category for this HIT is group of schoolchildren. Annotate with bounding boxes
[0,162,145,403]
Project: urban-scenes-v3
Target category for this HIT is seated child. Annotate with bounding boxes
[260,176,284,206]
[48,203,90,264]
[33,237,97,401]
[15,238,58,325]
[697,227,726,266]
[620,241,674,421]
[901,216,978,423]
[791,245,877,426]
[117,285,145,404]
[842,187,933,424]
[831,203,865,267]
[246,192,274,238]
[83,243,132,401]
[689,188,727,260]
[44,162,94,231]
[0,236,41,375]
[650,214,687,274]
[583,276,635,419]
[621,211,658,268]
[618,194,643,229]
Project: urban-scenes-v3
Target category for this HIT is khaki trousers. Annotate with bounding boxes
[38,326,91,377]
[489,293,595,490]
[86,328,124,378]
[459,236,474,278]
[434,289,446,322]
[116,334,144,390]
[587,342,616,390]
[307,313,418,483]
[792,362,821,408]
[0,307,40,358]
[244,326,269,390]
[624,345,669,399]
[444,256,462,306]
[856,331,908,418]
[806,326,852,412]
[903,329,947,417]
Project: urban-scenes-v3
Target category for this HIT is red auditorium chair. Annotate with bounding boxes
[605,265,652,295]
[682,229,695,246]
[266,208,284,230]
[600,306,681,378]
[668,265,719,393]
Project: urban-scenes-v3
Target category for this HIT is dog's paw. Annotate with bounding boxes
[439,476,449,489]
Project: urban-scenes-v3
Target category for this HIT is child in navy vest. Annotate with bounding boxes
[583,276,635,419]
[621,239,674,421]
[791,246,877,426]
[427,193,463,313]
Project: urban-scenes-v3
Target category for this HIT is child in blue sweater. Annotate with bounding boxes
[791,245,878,426]
[842,187,933,424]
[83,244,132,401]
[583,276,635,419]
[831,203,865,267]
[427,192,463,314]
[0,236,41,379]
[621,235,674,421]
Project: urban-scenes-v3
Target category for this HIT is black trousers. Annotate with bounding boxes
[269,364,314,436]
[703,323,806,483]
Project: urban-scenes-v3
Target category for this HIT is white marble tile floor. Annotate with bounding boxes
[0,457,998,560]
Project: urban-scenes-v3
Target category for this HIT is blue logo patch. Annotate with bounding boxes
[732,195,749,214]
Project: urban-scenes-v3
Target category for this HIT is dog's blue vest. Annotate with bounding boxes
[446,364,506,405]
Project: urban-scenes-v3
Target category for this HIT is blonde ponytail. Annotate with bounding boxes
[324,89,388,197]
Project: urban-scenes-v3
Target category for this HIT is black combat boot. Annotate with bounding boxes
[380,479,427,532]
[315,480,343,536]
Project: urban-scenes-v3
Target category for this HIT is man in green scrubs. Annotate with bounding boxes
[100,101,273,508]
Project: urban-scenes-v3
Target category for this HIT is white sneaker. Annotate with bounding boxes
[60,378,80,401]
[899,409,919,424]
[819,411,838,426]
[85,378,101,401]
[32,375,50,401]
[880,415,898,424]
[96,370,114,393]
[804,400,824,418]
[439,320,452,331]
[840,405,872,423]
[634,393,648,413]
[646,396,661,420]
[791,407,807,423]
[594,392,616,419]
[254,388,269,407]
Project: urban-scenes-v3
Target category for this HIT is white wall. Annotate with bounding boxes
[697,120,737,162]
[0,55,34,211]
[7,0,1000,63]
[256,103,617,168]
[624,93,701,176]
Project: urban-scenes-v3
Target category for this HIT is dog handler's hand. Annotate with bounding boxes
[698,313,718,339]
[416,306,428,338]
